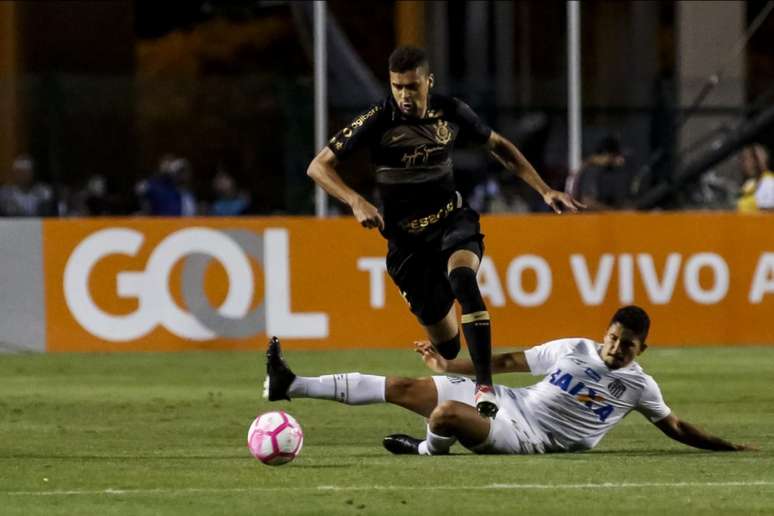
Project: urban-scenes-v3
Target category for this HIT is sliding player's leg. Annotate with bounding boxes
[264,338,500,456]
[263,337,438,417]
[384,375,490,455]
[386,377,548,456]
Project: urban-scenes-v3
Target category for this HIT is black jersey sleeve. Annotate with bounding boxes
[327,103,384,161]
[451,97,492,146]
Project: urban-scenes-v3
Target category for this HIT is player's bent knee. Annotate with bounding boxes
[429,400,466,433]
[448,266,477,297]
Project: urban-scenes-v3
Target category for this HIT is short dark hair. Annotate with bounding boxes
[388,46,429,74]
[610,305,650,343]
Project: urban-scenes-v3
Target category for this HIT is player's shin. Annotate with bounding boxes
[448,267,493,388]
[462,313,493,387]
[288,373,386,405]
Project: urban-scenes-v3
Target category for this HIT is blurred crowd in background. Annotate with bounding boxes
[0,152,253,217]
[3,140,772,218]
[0,1,773,217]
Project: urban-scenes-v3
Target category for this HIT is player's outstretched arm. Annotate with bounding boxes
[307,147,384,230]
[415,341,530,375]
[653,414,757,451]
[486,131,586,214]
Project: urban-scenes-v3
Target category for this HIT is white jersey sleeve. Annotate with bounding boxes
[754,174,774,209]
[635,375,671,422]
[523,338,582,376]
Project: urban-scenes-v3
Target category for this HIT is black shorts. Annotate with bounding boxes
[386,207,484,325]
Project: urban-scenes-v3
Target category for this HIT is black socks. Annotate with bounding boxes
[448,267,493,387]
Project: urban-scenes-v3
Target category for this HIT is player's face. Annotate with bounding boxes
[389,68,431,117]
[600,322,643,369]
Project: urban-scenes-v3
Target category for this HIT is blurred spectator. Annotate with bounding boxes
[210,170,250,216]
[68,174,119,216]
[136,154,198,216]
[574,136,633,211]
[83,175,110,215]
[173,158,198,216]
[135,154,177,215]
[689,169,738,209]
[737,144,774,212]
[0,155,54,217]
[468,175,511,213]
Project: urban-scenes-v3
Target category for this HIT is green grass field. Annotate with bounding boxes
[1,347,773,515]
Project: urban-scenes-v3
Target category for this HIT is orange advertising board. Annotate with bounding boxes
[42,213,774,352]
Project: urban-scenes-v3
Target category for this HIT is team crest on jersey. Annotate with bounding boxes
[608,379,627,399]
[434,120,452,145]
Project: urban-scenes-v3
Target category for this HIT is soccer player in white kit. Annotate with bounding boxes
[264,306,752,455]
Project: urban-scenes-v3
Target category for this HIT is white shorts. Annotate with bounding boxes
[431,375,551,455]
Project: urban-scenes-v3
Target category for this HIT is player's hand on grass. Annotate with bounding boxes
[543,190,586,214]
[415,340,448,373]
[351,196,384,230]
[733,443,760,451]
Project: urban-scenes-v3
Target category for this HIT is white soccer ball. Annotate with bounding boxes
[247,411,304,466]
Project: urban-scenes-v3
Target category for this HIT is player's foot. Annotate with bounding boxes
[475,385,498,418]
[263,336,296,401]
[382,434,423,455]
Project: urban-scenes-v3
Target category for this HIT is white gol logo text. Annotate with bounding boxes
[63,227,328,342]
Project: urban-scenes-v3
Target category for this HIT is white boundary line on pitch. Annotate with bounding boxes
[3,481,774,497]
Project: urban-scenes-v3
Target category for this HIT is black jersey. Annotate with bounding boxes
[327,94,492,239]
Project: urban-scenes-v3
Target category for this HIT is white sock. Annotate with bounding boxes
[288,373,386,405]
[418,425,457,455]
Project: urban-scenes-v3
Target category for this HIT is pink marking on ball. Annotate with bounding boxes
[248,430,268,457]
[278,411,289,425]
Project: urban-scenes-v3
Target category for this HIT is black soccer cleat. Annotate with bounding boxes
[476,401,498,419]
[263,336,296,401]
[383,434,423,455]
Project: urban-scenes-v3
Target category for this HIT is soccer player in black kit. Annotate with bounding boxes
[306,46,584,418]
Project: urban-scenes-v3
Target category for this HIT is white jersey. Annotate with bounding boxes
[518,338,671,451]
[755,172,774,209]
